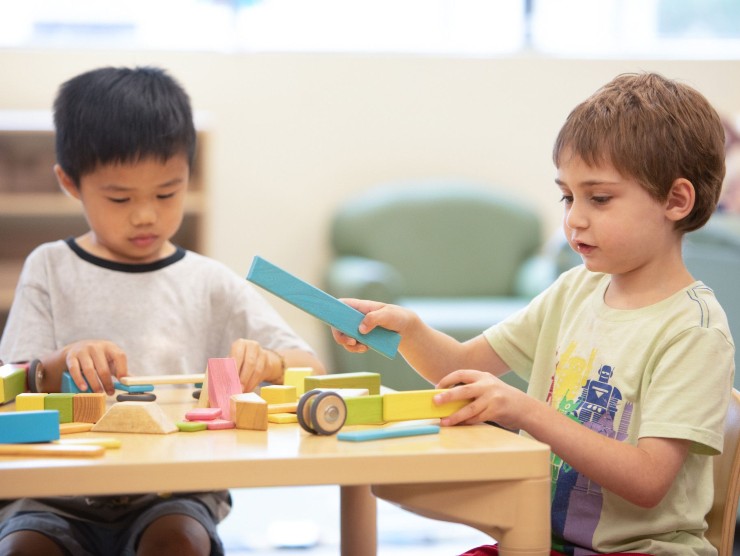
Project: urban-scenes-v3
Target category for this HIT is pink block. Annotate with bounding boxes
[207,358,242,420]
[185,407,222,421]
[206,418,236,430]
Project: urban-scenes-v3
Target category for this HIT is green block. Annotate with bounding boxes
[44,393,75,423]
[345,395,385,426]
[304,372,381,396]
[177,421,208,432]
[0,364,27,404]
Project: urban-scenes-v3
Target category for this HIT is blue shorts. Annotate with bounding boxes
[0,497,224,556]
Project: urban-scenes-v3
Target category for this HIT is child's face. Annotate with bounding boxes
[57,154,189,264]
[556,153,678,277]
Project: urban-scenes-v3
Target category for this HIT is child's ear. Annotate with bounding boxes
[665,178,695,222]
[54,164,81,200]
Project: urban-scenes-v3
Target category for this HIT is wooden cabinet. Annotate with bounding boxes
[0,110,208,337]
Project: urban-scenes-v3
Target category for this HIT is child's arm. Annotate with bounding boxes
[435,370,690,508]
[37,340,128,395]
[229,339,325,393]
[333,298,510,385]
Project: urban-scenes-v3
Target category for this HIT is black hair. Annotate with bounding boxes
[53,66,196,185]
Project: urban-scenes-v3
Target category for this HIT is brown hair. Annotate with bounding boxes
[553,72,726,232]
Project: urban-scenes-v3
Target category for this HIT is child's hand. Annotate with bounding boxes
[230,339,280,393]
[64,340,128,395]
[331,298,418,352]
[434,369,526,429]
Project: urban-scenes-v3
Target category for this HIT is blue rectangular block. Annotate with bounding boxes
[0,410,60,443]
[337,424,440,442]
[246,256,400,359]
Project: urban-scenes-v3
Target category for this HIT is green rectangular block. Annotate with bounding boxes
[345,395,385,426]
[44,393,75,423]
[0,364,27,404]
[304,372,381,396]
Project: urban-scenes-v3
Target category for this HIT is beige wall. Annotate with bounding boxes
[2,49,739,363]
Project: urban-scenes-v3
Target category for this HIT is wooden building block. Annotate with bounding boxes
[382,389,469,422]
[44,393,75,423]
[185,407,222,421]
[91,402,177,434]
[120,373,205,386]
[61,371,84,393]
[267,402,298,414]
[60,422,94,434]
[338,424,440,442]
[1,363,27,404]
[206,419,235,430]
[57,437,121,449]
[0,443,104,458]
[268,412,298,424]
[0,410,60,443]
[259,384,297,404]
[207,358,242,420]
[344,395,385,426]
[177,421,208,432]
[284,367,314,397]
[304,373,381,396]
[73,393,107,423]
[247,256,400,359]
[15,392,47,411]
[113,380,154,393]
[230,392,268,431]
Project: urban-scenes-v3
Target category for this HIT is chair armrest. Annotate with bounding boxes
[513,255,559,299]
[325,257,404,303]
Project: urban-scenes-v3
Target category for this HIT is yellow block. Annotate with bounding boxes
[304,372,381,395]
[15,393,47,411]
[382,390,468,422]
[284,367,314,396]
[259,384,297,404]
[267,412,298,424]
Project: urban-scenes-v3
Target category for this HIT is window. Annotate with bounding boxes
[0,0,738,58]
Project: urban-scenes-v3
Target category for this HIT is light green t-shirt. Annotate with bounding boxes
[485,265,735,556]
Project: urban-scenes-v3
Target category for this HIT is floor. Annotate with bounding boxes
[218,486,491,555]
[219,486,740,555]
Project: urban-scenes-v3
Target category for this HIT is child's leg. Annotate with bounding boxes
[0,530,66,556]
[0,511,89,556]
[136,514,211,556]
[123,497,224,556]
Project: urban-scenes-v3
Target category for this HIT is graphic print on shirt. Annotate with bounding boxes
[547,341,634,554]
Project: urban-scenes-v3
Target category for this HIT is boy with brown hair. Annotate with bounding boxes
[335,73,735,555]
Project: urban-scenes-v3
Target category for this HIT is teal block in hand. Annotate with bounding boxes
[246,256,400,359]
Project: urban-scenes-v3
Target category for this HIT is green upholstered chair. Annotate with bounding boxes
[324,180,547,391]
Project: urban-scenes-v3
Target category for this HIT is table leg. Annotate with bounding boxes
[373,477,550,556]
[340,484,377,556]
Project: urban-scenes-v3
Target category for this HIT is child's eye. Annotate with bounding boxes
[157,192,177,200]
[559,195,573,204]
[592,196,611,204]
[108,197,129,204]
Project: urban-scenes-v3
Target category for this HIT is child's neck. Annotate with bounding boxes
[605,262,694,309]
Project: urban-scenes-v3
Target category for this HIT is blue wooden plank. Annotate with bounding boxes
[0,410,60,443]
[246,256,400,359]
[337,424,440,442]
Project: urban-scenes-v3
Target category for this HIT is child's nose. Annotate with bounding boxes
[564,201,586,230]
[131,203,156,226]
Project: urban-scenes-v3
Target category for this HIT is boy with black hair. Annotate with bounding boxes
[0,66,324,556]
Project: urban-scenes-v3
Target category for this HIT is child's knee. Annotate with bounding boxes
[0,530,66,556]
[136,514,211,556]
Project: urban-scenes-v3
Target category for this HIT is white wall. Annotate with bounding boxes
[2,49,739,363]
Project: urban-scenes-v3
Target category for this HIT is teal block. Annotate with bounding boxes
[44,393,75,423]
[61,371,84,393]
[0,410,60,443]
[337,424,440,442]
[113,380,154,393]
[247,256,400,359]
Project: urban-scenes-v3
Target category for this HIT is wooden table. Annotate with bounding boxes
[0,389,551,556]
